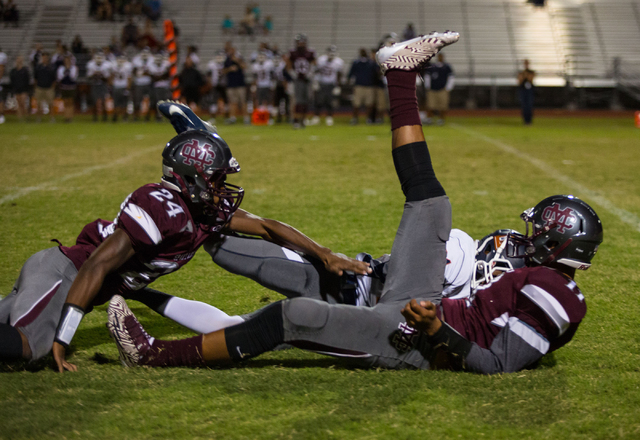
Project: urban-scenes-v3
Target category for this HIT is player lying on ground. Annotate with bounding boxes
[108,31,602,374]
[0,111,369,373]
[134,227,526,335]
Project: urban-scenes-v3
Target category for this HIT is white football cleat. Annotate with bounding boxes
[376,31,460,74]
[325,116,334,126]
[106,295,151,367]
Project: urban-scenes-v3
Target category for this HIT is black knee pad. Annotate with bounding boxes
[392,141,446,202]
[0,324,24,361]
[225,302,284,361]
[283,297,330,329]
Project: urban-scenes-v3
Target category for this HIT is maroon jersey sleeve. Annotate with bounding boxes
[115,184,190,254]
[442,267,586,374]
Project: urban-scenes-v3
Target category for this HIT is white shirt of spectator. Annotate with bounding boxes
[252,59,274,88]
[56,64,78,82]
[207,60,223,87]
[132,54,152,86]
[86,59,113,85]
[112,61,133,89]
[0,51,7,66]
[149,59,171,88]
[316,55,344,85]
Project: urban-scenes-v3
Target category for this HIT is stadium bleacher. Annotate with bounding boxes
[1,0,639,97]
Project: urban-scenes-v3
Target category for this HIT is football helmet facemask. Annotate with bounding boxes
[508,195,603,270]
[161,130,244,228]
[472,229,526,290]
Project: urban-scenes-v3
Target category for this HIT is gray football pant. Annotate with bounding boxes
[0,248,78,360]
[280,196,451,370]
[204,235,345,303]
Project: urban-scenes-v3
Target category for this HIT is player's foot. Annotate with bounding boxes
[157,100,217,134]
[106,295,153,367]
[325,116,334,126]
[0,115,5,124]
[308,115,320,126]
[376,31,460,74]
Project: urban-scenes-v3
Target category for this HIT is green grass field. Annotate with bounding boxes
[1,115,639,439]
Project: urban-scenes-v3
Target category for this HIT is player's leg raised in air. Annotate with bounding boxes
[107,32,460,369]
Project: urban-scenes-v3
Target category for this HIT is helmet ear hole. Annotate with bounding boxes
[184,175,196,186]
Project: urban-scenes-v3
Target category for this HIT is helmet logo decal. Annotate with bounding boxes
[181,139,215,167]
[542,203,577,234]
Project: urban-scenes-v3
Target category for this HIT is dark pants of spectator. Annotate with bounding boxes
[274,84,290,122]
[519,88,534,124]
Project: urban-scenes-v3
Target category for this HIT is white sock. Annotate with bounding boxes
[163,297,244,334]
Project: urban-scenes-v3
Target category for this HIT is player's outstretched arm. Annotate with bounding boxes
[226,209,371,276]
[52,229,135,372]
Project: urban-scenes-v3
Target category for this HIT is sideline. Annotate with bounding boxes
[450,124,640,233]
[0,145,160,205]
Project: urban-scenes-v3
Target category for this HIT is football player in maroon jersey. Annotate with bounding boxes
[108,32,603,374]
[0,103,370,372]
[287,34,316,128]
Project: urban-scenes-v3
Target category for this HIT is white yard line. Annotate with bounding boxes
[450,123,640,233]
[0,146,160,205]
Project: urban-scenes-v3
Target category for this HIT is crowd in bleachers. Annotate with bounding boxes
[1,26,457,126]
[90,0,161,22]
[1,0,19,27]
[222,3,273,38]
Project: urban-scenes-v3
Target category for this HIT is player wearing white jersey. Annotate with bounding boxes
[86,52,113,122]
[0,48,8,123]
[131,49,153,120]
[207,52,227,118]
[310,46,344,126]
[148,54,171,121]
[111,56,133,122]
[251,52,274,109]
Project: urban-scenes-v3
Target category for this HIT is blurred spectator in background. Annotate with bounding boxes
[517,59,535,125]
[0,47,7,123]
[403,23,416,41]
[96,0,113,21]
[310,45,343,126]
[262,15,273,36]
[186,45,200,67]
[71,35,88,54]
[149,52,171,120]
[125,0,143,16]
[369,48,386,125]
[10,56,30,121]
[423,53,454,125]
[273,52,291,123]
[29,42,43,72]
[56,55,78,122]
[223,45,247,124]
[109,36,123,57]
[138,19,159,50]
[222,15,234,35]
[348,48,376,125]
[143,0,161,21]
[288,34,315,128]
[122,18,140,48]
[239,6,256,36]
[103,45,116,63]
[52,44,75,70]
[3,0,19,27]
[179,56,204,110]
[206,51,227,120]
[86,51,113,122]
[251,50,274,110]
[132,47,152,120]
[111,55,132,122]
[34,52,57,122]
